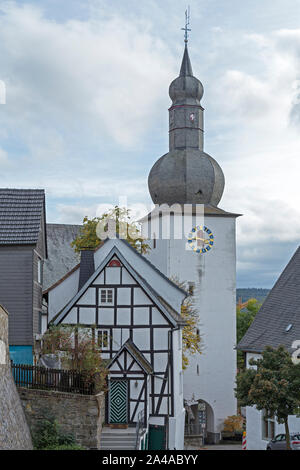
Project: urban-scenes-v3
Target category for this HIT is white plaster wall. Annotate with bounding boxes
[149,416,164,426]
[143,213,237,434]
[245,352,300,449]
[246,406,300,450]
[48,268,79,321]
[171,328,185,449]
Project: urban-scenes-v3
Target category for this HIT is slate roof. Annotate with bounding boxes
[237,246,300,353]
[43,224,81,291]
[0,189,46,246]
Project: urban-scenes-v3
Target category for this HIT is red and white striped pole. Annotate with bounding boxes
[242,431,247,450]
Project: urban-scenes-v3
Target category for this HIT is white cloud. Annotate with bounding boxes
[0,1,300,286]
[0,148,9,167]
[0,1,175,148]
[209,28,300,261]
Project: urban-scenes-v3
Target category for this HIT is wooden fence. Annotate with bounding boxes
[12,363,94,395]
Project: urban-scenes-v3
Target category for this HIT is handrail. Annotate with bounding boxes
[135,409,146,450]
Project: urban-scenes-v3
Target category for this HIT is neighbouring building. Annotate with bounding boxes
[238,246,300,450]
[43,223,81,291]
[141,40,239,442]
[44,237,187,450]
[0,189,47,364]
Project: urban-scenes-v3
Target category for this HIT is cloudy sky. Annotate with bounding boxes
[0,0,300,288]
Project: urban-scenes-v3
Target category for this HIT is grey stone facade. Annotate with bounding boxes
[18,388,105,449]
[0,305,33,450]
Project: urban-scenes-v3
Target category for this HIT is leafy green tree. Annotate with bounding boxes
[236,345,300,450]
[237,298,261,369]
[71,206,149,254]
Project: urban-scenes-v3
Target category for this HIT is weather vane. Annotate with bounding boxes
[181,6,191,43]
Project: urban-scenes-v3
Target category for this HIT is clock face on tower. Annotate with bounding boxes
[188,225,214,254]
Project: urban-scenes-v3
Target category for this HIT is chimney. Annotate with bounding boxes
[78,249,95,291]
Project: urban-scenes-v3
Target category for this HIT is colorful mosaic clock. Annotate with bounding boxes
[188,225,214,254]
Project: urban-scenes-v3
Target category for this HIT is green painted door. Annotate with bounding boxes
[148,424,166,450]
[109,379,128,424]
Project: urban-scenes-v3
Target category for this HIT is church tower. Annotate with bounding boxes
[141,23,239,443]
[148,42,224,207]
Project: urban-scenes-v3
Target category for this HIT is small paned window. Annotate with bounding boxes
[98,330,110,349]
[100,289,113,304]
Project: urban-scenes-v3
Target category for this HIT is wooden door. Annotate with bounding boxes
[109,379,128,424]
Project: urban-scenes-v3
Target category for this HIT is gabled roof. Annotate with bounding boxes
[108,339,153,375]
[119,237,188,297]
[0,189,47,251]
[238,246,300,353]
[52,244,185,327]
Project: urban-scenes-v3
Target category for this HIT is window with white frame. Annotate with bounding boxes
[262,410,275,440]
[98,330,110,349]
[100,289,113,304]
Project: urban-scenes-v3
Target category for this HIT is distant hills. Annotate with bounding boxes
[236,288,270,304]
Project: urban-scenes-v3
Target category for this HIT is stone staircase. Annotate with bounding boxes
[100,427,137,450]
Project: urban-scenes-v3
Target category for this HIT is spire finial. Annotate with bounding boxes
[181,6,191,44]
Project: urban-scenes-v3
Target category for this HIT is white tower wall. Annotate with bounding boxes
[142,211,237,442]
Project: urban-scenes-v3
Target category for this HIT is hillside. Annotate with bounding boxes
[236,288,270,304]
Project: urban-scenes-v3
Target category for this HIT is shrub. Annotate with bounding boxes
[42,444,85,450]
[33,412,77,450]
[223,415,244,433]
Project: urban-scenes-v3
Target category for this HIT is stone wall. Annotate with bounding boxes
[18,388,105,449]
[0,305,33,450]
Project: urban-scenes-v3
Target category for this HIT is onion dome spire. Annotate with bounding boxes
[180,43,193,77]
[147,12,225,207]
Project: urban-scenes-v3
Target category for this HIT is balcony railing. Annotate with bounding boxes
[12,363,94,395]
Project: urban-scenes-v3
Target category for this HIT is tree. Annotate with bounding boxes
[171,278,202,369]
[42,325,108,392]
[71,206,149,254]
[236,345,300,450]
[237,298,261,369]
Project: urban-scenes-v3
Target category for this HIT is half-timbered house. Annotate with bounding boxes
[44,237,187,449]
